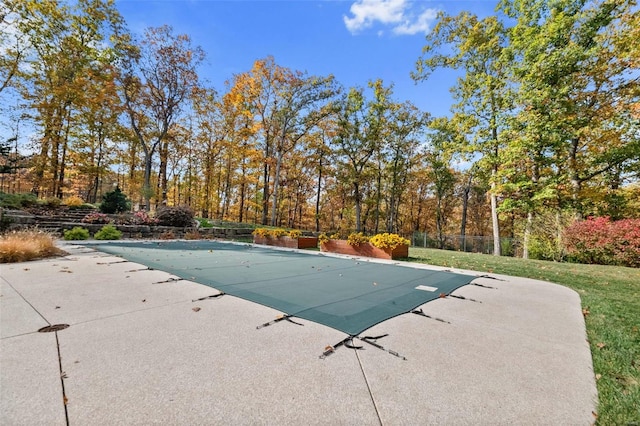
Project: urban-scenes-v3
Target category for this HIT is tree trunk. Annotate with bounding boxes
[56,137,68,199]
[238,160,247,223]
[490,186,501,256]
[354,180,362,233]
[143,150,152,211]
[436,196,445,249]
[568,137,583,219]
[374,160,382,234]
[261,161,270,225]
[522,211,533,259]
[156,140,169,208]
[460,172,472,251]
[90,126,104,203]
[222,153,233,219]
[270,151,283,226]
[315,155,323,232]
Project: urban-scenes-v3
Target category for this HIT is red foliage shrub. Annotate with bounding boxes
[564,217,640,268]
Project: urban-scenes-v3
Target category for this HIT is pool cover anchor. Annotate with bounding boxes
[361,334,407,360]
[411,308,451,324]
[440,292,481,303]
[475,274,505,282]
[256,314,304,330]
[473,282,496,289]
[449,294,481,303]
[319,336,362,359]
[97,260,129,265]
[192,292,225,302]
[126,267,154,272]
[153,277,184,284]
[320,334,407,361]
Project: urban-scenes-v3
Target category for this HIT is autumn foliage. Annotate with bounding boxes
[564,217,640,268]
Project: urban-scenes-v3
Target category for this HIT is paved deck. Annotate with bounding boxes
[1,241,597,425]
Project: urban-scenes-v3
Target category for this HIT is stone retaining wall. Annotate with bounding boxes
[1,209,253,240]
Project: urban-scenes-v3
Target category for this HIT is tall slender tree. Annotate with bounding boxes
[118,25,204,210]
[333,80,392,232]
[413,12,511,255]
[13,0,124,198]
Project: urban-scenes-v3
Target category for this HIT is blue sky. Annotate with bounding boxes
[116,0,498,117]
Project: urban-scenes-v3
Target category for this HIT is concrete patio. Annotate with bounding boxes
[1,241,597,425]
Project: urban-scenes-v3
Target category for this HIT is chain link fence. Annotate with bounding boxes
[411,232,519,257]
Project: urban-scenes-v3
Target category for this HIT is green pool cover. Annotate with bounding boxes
[90,240,475,336]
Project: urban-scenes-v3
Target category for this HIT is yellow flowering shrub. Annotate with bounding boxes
[369,233,410,250]
[252,228,269,237]
[288,229,302,239]
[347,232,369,246]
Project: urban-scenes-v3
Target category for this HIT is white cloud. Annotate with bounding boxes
[343,0,407,33]
[344,0,438,36]
[393,8,439,35]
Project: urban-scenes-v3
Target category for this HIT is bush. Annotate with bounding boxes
[0,192,38,209]
[94,224,122,240]
[100,187,130,214]
[527,235,558,261]
[369,233,410,250]
[68,203,96,210]
[288,229,302,239]
[196,218,213,228]
[253,228,269,237]
[63,227,90,241]
[522,212,574,261]
[269,228,287,238]
[41,197,62,209]
[0,230,63,262]
[63,196,84,207]
[82,212,111,224]
[131,210,159,225]
[564,217,640,268]
[347,232,369,246]
[155,205,194,227]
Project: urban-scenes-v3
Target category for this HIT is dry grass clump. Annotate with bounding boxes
[0,230,63,263]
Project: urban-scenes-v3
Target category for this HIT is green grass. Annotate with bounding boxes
[195,218,257,229]
[408,247,640,425]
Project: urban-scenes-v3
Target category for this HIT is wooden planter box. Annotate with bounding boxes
[253,236,318,249]
[319,240,409,260]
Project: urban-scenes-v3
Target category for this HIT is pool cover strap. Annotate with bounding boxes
[192,292,225,302]
[319,334,406,360]
[411,308,450,324]
[257,314,304,329]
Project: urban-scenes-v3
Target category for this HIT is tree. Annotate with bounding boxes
[119,25,204,210]
[383,101,428,233]
[502,0,640,211]
[424,118,459,249]
[413,12,511,255]
[305,119,336,231]
[333,80,392,233]
[72,62,124,203]
[12,0,124,198]
[100,186,130,213]
[228,56,338,225]
[0,1,27,95]
[266,72,338,226]
[499,0,640,257]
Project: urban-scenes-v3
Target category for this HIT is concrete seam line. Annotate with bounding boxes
[55,331,70,426]
[355,350,384,426]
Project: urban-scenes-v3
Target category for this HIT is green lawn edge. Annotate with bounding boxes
[407,247,640,425]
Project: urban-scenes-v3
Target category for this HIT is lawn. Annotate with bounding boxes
[408,247,640,425]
